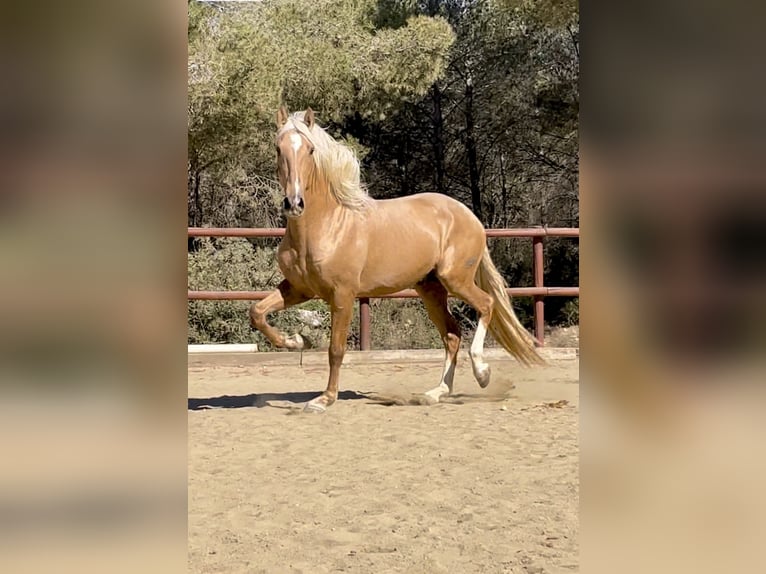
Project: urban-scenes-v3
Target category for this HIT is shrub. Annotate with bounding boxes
[560,298,579,327]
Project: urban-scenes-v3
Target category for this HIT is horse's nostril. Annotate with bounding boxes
[297,197,305,209]
[282,197,291,210]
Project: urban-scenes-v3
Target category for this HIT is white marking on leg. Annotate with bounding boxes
[441,355,456,391]
[471,320,487,362]
[471,320,491,387]
[424,354,455,404]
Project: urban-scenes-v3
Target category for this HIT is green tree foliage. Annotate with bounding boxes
[188,0,454,228]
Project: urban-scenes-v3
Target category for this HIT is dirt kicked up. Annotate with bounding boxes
[189,353,579,574]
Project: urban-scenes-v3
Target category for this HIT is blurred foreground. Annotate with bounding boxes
[0,1,186,572]
[584,1,766,572]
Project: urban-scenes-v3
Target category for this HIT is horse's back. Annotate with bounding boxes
[372,192,484,242]
[356,193,486,295]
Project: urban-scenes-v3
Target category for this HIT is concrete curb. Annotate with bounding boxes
[189,344,259,354]
[188,346,578,366]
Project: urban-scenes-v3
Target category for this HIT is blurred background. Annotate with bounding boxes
[0,0,186,572]
[583,1,766,572]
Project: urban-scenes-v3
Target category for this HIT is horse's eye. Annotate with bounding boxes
[309,148,314,155]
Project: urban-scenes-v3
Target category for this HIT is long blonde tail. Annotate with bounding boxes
[475,248,545,366]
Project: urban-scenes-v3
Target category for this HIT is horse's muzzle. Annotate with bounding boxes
[282,196,305,217]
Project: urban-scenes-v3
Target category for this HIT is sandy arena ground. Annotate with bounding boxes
[189,351,579,573]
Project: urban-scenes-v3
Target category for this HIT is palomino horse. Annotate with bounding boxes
[250,106,543,413]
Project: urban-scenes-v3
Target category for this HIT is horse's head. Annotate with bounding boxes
[275,105,316,218]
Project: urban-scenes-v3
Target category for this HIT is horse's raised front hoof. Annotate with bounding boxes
[303,394,334,414]
[284,333,305,350]
[475,365,491,389]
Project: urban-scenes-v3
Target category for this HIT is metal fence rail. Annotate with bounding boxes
[188,227,579,349]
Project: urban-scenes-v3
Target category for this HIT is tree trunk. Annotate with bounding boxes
[425,0,441,17]
[188,168,202,251]
[189,168,202,227]
[424,2,445,195]
[465,74,482,221]
[500,152,508,227]
[398,132,409,196]
[431,84,446,195]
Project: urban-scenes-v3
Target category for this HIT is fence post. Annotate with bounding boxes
[359,298,371,351]
[532,236,545,346]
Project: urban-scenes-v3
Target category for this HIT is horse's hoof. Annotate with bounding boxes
[303,400,327,414]
[422,391,443,405]
[475,365,491,388]
[285,334,305,350]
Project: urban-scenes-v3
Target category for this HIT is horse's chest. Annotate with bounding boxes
[277,247,304,279]
[277,245,336,292]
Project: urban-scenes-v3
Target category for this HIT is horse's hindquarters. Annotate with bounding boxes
[358,194,486,294]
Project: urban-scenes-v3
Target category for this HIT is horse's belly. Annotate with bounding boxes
[358,259,434,296]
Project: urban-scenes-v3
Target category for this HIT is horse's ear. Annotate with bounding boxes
[305,107,315,129]
[276,105,289,128]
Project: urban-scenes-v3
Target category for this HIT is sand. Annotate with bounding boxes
[189,352,579,573]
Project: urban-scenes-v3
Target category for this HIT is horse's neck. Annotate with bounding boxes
[285,179,346,254]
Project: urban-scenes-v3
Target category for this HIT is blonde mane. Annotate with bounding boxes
[277,112,372,211]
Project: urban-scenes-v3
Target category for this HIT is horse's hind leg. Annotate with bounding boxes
[415,279,461,404]
[249,280,311,349]
[438,275,494,389]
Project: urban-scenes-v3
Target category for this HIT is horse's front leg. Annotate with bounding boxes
[304,291,355,413]
[249,280,311,349]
